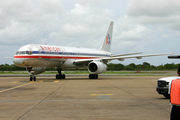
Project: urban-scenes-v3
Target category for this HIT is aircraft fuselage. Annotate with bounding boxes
[13,44,111,68]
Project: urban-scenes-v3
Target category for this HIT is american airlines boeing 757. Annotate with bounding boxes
[13,21,171,81]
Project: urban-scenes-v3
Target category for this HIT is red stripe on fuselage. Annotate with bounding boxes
[13,55,99,59]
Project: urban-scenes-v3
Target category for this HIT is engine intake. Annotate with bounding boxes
[88,61,107,74]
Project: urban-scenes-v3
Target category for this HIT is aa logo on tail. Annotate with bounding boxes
[106,34,111,45]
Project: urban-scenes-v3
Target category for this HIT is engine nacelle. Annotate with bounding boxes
[27,67,46,75]
[88,61,107,74]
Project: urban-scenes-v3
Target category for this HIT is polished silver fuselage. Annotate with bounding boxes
[13,44,111,68]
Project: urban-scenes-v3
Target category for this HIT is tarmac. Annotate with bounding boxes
[0,76,171,120]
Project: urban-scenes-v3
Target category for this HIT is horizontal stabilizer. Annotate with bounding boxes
[168,55,180,59]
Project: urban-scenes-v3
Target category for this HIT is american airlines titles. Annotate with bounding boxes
[40,46,62,52]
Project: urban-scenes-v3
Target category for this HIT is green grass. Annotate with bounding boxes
[0,71,168,74]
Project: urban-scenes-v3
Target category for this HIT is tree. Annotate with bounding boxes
[157,65,166,70]
[125,63,136,70]
[164,63,177,70]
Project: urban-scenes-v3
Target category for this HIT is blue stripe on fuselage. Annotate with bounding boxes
[32,51,110,57]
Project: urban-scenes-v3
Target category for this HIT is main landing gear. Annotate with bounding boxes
[56,69,66,79]
[89,74,98,79]
[30,74,36,81]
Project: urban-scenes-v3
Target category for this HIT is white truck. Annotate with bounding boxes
[156,55,180,98]
[156,76,180,98]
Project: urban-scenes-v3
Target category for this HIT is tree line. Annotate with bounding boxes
[107,62,180,70]
[0,62,179,71]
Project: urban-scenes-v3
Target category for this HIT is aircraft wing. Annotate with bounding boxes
[74,52,142,65]
[111,52,142,57]
[74,53,173,65]
[102,53,173,61]
[73,59,95,65]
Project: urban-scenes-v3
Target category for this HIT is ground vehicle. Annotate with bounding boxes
[156,76,180,98]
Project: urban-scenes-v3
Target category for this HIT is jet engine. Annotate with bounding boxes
[27,67,46,75]
[88,61,107,74]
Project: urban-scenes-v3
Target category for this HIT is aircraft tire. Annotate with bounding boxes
[56,74,66,79]
[34,77,36,81]
[56,74,59,79]
[89,74,98,79]
[62,74,65,79]
[95,74,98,79]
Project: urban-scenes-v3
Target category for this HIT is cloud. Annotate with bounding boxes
[70,3,89,15]
[127,0,180,17]
[127,0,180,32]
[0,0,179,66]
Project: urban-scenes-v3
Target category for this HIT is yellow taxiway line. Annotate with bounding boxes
[0,82,33,93]
[90,94,113,96]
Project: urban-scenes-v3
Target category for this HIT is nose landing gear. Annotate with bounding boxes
[30,74,36,81]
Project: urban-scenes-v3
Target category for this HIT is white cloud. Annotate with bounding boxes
[1,0,180,66]
[127,0,180,33]
[127,0,180,17]
[119,24,150,41]
[70,3,89,15]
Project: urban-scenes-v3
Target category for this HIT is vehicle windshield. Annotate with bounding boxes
[15,51,32,55]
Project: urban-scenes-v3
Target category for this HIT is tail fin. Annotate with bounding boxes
[99,21,114,52]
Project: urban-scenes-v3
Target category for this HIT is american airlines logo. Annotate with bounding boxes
[106,34,110,45]
[40,46,62,52]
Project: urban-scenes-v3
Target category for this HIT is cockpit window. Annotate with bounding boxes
[26,51,29,54]
[15,51,19,55]
[26,51,32,55]
[19,51,25,54]
[16,51,32,55]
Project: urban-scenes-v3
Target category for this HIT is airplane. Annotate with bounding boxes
[13,21,172,81]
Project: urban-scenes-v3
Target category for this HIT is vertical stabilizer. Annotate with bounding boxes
[100,21,114,52]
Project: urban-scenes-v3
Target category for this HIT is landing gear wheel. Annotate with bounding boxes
[34,77,36,81]
[62,74,65,79]
[56,72,66,79]
[89,74,98,79]
[30,75,36,81]
[56,74,59,79]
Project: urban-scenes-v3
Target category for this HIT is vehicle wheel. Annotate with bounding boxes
[163,94,170,99]
[30,77,32,81]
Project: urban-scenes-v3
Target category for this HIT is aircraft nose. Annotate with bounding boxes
[13,58,24,66]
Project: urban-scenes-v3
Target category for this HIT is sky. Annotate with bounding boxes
[1,0,180,66]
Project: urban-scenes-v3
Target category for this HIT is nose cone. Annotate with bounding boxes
[13,58,24,66]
